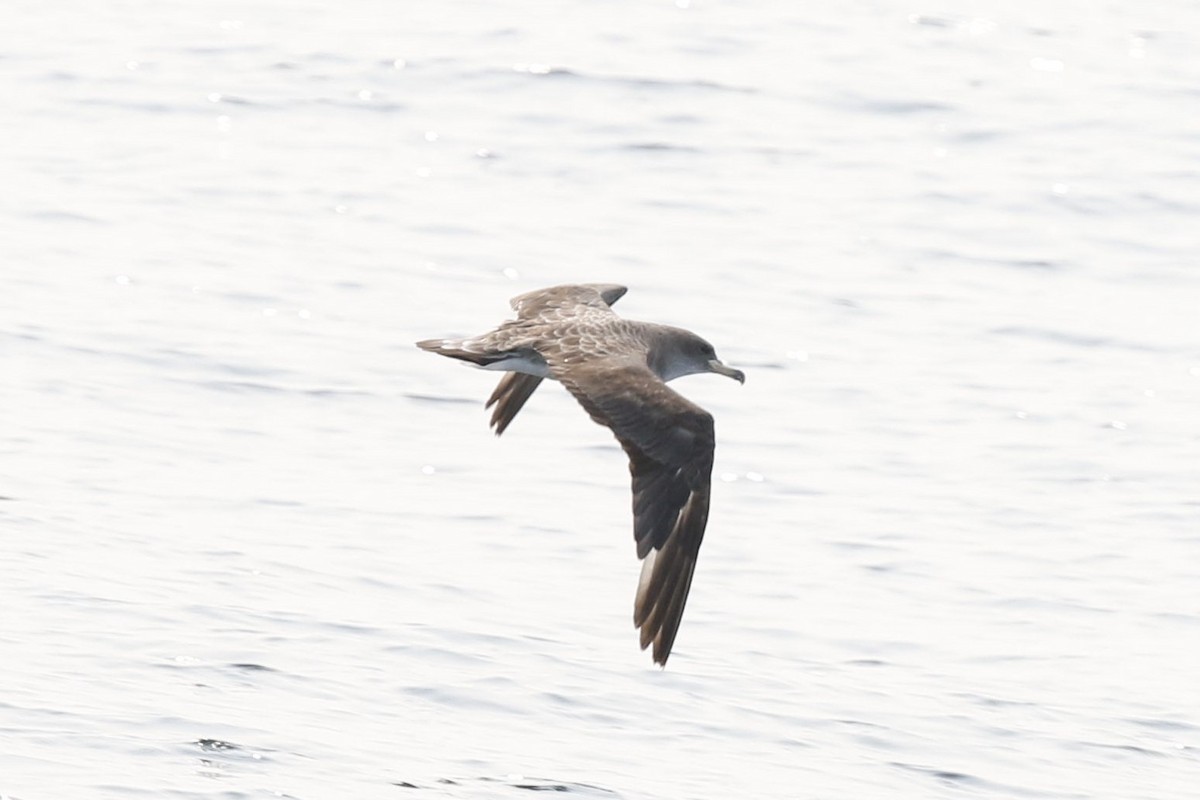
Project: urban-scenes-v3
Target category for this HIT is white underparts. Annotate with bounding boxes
[480,353,552,378]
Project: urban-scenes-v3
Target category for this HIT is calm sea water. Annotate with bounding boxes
[4,2,1199,798]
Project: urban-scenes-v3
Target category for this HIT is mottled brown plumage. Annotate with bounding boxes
[417,283,743,665]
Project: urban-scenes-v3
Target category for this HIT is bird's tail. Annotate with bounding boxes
[416,337,508,367]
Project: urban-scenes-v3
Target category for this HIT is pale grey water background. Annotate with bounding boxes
[3,1,1200,798]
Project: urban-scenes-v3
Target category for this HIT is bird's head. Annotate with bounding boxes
[654,328,745,384]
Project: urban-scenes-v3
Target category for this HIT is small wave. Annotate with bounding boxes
[27,209,105,224]
[989,326,1165,353]
[826,93,954,115]
[193,737,240,752]
[617,142,703,153]
[405,392,479,405]
[508,64,755,94]
[394,775,621,796]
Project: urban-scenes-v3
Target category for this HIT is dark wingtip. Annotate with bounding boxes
[485,373,543,437]
[489,415,511,437]
[596,284,628,306]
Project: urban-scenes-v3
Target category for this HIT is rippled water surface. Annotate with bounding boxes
[4,2,1200,798]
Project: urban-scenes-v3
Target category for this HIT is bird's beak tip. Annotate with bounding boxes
[709,359,746,384]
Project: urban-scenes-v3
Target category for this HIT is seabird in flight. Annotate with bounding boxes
[417,283,743,665]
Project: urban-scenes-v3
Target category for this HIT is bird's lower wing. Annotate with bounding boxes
[553,360,715,665]
[485,372,544,435]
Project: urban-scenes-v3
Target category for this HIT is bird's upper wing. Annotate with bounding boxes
[551,357,715,665]
[508,283,627,320]
[486,284,627,435]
